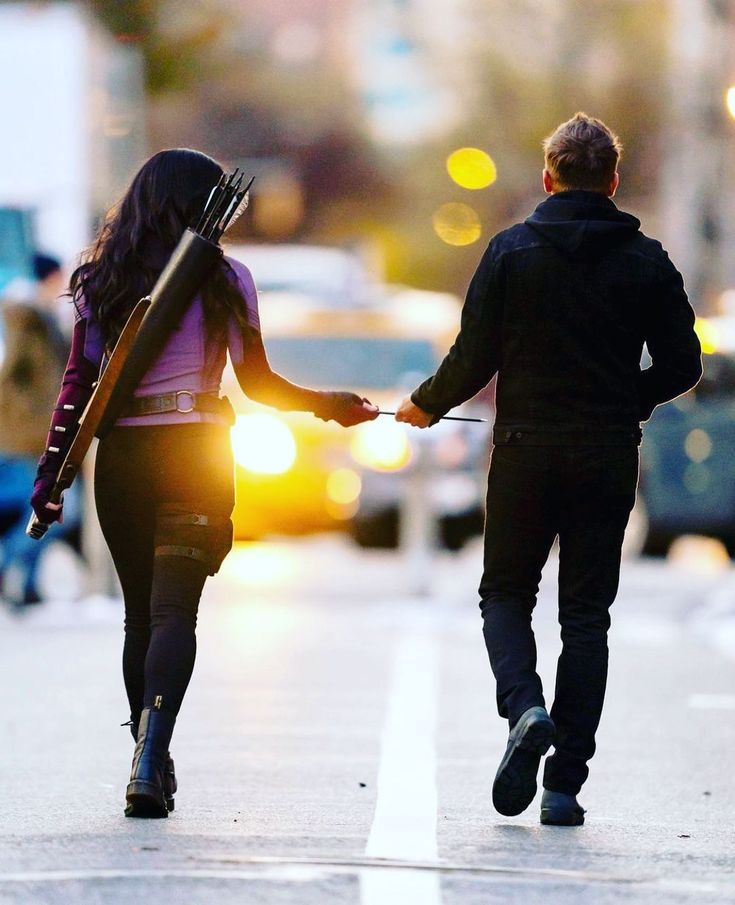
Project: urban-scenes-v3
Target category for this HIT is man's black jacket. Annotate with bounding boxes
[412,190,703,444]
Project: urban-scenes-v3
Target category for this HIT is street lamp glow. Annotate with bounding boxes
[727,85,735,120]
[447,147,497,189]
[432,202,482,246]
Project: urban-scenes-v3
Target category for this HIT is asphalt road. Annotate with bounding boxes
[0,535,734,904]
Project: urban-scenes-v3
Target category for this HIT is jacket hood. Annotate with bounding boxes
[524,190,640,254]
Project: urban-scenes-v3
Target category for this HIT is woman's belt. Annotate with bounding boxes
[121,390,231,419]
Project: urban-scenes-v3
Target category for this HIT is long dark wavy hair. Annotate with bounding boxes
[70,148,251,349]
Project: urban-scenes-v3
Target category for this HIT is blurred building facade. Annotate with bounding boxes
[347,0,474,147]
[0,2,145,268]
[661,0,735,312]
[13,0,733,304]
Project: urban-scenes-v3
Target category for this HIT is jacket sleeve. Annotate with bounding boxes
[31,315,101,517]
[637,252,703,422]
[411,242,503,421]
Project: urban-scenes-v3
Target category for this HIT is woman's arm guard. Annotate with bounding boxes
[31,319,100,519]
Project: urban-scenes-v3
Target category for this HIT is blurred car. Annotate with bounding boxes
[226,243,377,308]
[222,296,491,547]
[639,349,735,556]
[347,285,490,549]
[351,407,489,550]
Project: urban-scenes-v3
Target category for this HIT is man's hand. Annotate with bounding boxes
[395,396,433,428]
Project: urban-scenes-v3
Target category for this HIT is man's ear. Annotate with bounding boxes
[542,169,555,194]
[608,171,620,197]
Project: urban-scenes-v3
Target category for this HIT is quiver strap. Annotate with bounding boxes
[96,230,222,438]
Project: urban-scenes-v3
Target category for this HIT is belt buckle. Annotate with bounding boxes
[175,390,196,414]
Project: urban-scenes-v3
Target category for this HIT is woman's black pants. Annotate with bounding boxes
[479,442,639,796]
[95,424,234,722]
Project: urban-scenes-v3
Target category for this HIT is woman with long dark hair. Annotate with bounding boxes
[29,149,378,818]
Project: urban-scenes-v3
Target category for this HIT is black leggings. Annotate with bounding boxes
[94,424,234,722]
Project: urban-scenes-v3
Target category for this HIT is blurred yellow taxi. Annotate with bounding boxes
[222,290,472,540]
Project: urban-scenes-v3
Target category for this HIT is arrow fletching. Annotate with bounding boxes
[215,177,255,240]
[195,169,254,242]
[203,169,239,237]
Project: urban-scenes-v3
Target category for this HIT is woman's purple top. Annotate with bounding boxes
[80,256,260,427]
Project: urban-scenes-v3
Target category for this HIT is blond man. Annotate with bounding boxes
[397,113,702,825]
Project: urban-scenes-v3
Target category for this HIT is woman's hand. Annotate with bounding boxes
[30,478,64,525]
[395,396,433,428]
[313,392,380,428]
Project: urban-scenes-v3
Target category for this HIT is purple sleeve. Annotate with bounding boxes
[77,298,105,365]
[31,305,103,519]
[224,256,261,366]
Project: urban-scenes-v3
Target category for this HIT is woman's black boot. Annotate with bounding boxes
[125,703,176,818]
[123,717,177,812]
[163,754,177,812]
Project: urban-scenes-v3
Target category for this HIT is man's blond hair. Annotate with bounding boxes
[543,112,622,192]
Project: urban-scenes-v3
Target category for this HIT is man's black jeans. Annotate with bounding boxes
[479,442,639,795]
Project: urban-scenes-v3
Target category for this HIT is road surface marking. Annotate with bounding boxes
[0,859,639,885]
[208,855,635,882]
[361,633,441,904]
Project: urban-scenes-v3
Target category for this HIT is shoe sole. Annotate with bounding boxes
[125,781,169,819]
[540,806,585,826]
[492,716,555,817]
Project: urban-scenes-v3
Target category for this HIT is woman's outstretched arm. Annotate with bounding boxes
[233,329,378,428]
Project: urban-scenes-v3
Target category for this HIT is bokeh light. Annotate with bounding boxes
[726,85,735,120]
[684,428,713,463]
[351,420,412,472]
[668,536,730,572]
[253,171,305,239]
[325,468,362,520]
[432,202,482,247]
[694,317,718,354]
[231,413,297,475]
[446,147,497,189]
[326,468,362,505]
[220,542,299,589]
[683,462,711,495]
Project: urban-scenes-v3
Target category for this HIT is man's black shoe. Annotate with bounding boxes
[492,706,555,817]
[539,790,585,826]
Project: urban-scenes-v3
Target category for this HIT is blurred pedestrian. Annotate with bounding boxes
[0,253,79,605]
[30,148,378,818]
[396,113,702,825]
